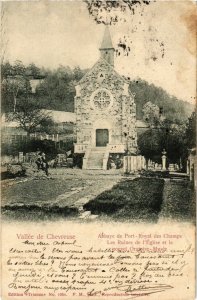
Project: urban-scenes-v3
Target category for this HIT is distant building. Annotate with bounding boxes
[2,75,44,94]
[29,79,44,93]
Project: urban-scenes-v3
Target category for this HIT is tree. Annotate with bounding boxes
[8,96,55,136]
[138,122,187,164]
[165,124,186,163]
[138,128,163,161]
[185,110,196,150]
[1,61,31,112]
[139,98,190,164]
[142,101,162,127]
[12,60,26,76]
[36,65,86,111]
[2,75,30,112]
[1,61,13,79]
[26,63,41,78]
[73,66,84,81]
[129,79,193,123]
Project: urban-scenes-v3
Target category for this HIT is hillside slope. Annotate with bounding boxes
[129,79,193,123]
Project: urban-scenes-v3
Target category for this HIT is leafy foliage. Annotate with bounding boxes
[2,60,195,165]
[2,61,193,123]
[138,114,195,165]
[2,75,31,113]
[1,61,86,113]
[129,79,193,123]
[35,66,86,111]
[7,96,55,135]
[142,101,161,126]
[1,61,55,135]
[2,61,34,113]
[184,109,196,150]
[138,128,163,161]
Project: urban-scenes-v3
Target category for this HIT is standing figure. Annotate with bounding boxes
[35,152,42,171]
[41,152,49,176]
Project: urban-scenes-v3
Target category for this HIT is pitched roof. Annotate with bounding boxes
[42,110,76,123]
[100,26,114,50]
[77,58,128,85]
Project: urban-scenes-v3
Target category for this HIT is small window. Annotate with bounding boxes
[97,72,105,82]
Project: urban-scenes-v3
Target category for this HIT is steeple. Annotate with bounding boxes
[99,26,115,67]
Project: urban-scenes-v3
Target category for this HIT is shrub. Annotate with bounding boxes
[140,170,169,178]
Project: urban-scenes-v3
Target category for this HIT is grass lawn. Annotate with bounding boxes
[84,178,164,222]
[1,177,87,205]
[1,177,86,221]
[2,172,195,223]
[1,169,121,222]
[1,205,78,222]
[160,180,195,222]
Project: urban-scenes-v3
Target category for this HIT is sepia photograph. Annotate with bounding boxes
[1,0,196,299]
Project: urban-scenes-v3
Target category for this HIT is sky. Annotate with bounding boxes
[2,0,196,104]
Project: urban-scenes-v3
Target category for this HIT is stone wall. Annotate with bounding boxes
[74,58,137,152]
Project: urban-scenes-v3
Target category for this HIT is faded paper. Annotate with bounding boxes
[1,1,196,300]
[1,222,195,300]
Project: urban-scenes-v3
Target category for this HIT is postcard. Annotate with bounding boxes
[1,1,196,299]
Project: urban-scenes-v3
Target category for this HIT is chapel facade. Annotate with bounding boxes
[74,26,137,169]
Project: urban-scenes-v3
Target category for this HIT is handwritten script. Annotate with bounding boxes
[3,230,194,299]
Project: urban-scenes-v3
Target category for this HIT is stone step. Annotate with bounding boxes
[91,147,106,151]
[88,156,104,161]
[87,161,103,166]
[88,157,103,163]
[87,165,103,170]
[84,148,107,170]
[87,158,103,161]
[87,162,103,165]
[89,152,105,156]
[88,153,104,156]
[87,152,105,167]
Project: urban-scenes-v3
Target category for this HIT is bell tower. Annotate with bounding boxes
[99,26,115,67]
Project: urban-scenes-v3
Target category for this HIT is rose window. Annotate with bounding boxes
[92,89,112,110]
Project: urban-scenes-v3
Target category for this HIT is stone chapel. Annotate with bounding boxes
[74,26,137,169]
